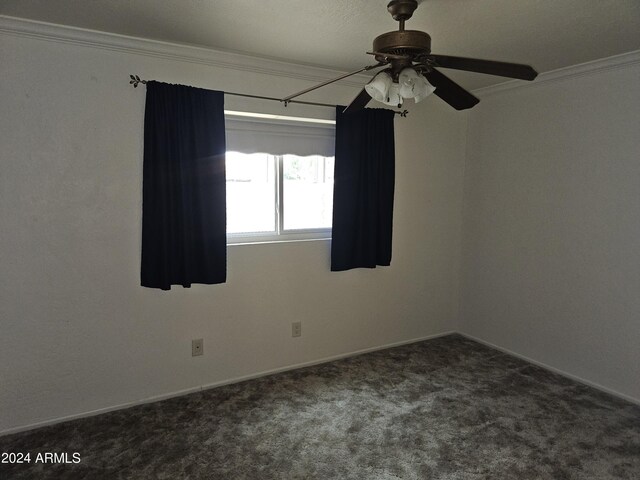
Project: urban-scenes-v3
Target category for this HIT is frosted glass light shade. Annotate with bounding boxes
[385,83,403,107]
[398,68,421,98]
[413,75,436,103]
[365,71,393,103]
[399,68,436,103]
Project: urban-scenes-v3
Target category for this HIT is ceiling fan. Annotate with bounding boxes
[282,0,538,113]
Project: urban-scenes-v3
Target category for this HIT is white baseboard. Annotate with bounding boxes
[0,331,455,437]
[459,332,640,407]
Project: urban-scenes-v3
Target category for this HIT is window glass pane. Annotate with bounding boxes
[226,152,276,234]
[283,155,334,230]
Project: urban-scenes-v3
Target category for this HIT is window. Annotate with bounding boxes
[224,111,335,243]
[226,152,334,242]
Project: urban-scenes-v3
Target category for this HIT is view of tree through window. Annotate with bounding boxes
[283,155,334,230]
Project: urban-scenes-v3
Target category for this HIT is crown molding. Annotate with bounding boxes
[0,15,370,88]
[473,49,640,98]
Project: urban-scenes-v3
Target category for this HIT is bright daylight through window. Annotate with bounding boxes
[226,152,335,243]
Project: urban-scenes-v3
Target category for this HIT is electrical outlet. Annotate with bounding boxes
[192,338,204,356]
[292,322,302,338]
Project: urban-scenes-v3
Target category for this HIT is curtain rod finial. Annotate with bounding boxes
[129,74,147,88]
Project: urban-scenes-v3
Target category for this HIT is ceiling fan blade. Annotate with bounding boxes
[282,64,384,104]
[430,54,538,80]
[342,89,371,114]
[423,68,480,110]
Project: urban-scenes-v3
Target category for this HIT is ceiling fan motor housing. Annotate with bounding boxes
[373,30,432,74]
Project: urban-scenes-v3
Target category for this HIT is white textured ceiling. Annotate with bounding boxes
[2,0,640,89]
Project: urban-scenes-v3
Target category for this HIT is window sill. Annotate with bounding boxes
[227,236,331,246]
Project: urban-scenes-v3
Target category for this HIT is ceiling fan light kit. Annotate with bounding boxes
[365,68,435,108]
[282,0,538,114]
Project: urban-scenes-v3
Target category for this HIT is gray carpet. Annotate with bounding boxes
[1,334,639,479]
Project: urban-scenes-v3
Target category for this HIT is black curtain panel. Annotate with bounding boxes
[331,106,396,271]
[141,81,226,290]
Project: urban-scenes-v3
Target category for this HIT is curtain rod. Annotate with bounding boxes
[129,75,409,117]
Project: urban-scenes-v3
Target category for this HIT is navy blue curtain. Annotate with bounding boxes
[141,81,226,290]
[331,107,396,271]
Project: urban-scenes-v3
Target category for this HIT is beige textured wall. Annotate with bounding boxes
[460,58,640,403]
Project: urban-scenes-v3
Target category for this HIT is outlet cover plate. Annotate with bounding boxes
[192,338,204,356]
[292,322,302,337]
